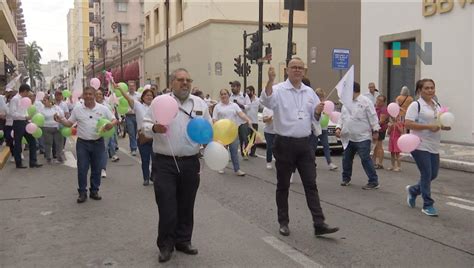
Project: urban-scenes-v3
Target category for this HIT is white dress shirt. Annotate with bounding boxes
[39,105,64,128]
[363,91,379,105]
[9,94,27,120]
[336,95,380,149]
[229,92,250,125]
[245,97,260,123]
[260,79,320,138]
[262,107,275,134]
[68,102,115,140]
[212,102,242,124]
[57,101,70,116]
[405,98,441,154]
[143,94,211,157]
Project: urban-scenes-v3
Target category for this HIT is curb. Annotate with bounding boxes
[383,151,474,173]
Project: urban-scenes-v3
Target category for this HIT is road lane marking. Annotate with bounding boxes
[118,148,142,164]
[262,236,323,268]
[447,196,474,204]
[63,151,77,168]
[446,202,474,212]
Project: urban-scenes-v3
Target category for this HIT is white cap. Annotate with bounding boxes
[5,88,13,92]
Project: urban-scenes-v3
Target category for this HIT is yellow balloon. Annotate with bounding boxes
[213,119,238,145]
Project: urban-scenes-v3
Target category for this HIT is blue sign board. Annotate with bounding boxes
[332,48,350,70]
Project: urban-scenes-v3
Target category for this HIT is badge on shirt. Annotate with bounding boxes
[194,110,203,116]
[297,110,304,120]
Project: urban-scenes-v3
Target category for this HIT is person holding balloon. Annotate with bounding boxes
[142,68,211,263]
[212,88,252,176]
[118,86,155,185]
[54,86,117,203]
[404,78,451,216]
[387,115,404,171]
[124,80,141,157]
[261,58,339,237]
[38,94,65,164]
[10,84,42,169]
[372,95,389,169]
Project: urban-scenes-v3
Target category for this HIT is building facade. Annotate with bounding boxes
[0,0,27,90]
[143,0,308,97]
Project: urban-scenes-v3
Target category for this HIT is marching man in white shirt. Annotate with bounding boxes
[55,86,117,203]
[336,82,381,189]
[260,57,339,237]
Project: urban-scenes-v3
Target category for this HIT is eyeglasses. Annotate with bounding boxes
[175,78,193,83]
[289,66,305,71]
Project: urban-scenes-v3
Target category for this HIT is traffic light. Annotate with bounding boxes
[234,56,242,76]
[264,44,272,63]
[245,33,261,63]
[265,23,282,31]
[245,63,251,76]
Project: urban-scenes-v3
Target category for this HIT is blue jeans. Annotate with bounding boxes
[312,130,332,164]
[138,140,153,181]
[76,138,105,193]
[228,138,240,172]
[342,140,378,184]
[264,132,275,163]
[125,114,137,152]
[409,150,440,209]
[109,132,118,157]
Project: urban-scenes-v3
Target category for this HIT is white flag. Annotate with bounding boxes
[335,65,354,112]
[6,74,21,90]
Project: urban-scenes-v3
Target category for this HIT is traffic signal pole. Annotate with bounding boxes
[243,30,248,92]
[257,0,263,97]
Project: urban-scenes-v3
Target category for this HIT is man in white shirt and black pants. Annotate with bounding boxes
[143,68,211,263]
[229,81,251,159]
[336,82,381,189]
[10,84,42,168]
[55,86,117,203]
[260,58,339,237]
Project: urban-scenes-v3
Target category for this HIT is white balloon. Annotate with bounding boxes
[440,112,455,127]
[203,141,229,171]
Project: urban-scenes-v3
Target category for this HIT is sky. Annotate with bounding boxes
[23,0,74,64]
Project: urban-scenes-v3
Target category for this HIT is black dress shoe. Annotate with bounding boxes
[30,163,43,168]
[279,225,290,236]
[159,249,172,263]
[314,223,339,236]
[175,243,198,255]
[77,193,87,203]
[89,192,102,200]
[16,165,28,169]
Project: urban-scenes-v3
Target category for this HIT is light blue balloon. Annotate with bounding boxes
[187,118,213,144]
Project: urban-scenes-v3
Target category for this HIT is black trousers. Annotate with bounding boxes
[238,123,249,156]
[152,153,200,251]
[249,123,259,156]
[272,135,325,227]
[12,120,37,167]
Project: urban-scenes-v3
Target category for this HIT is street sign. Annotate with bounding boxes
[332,48,350,70]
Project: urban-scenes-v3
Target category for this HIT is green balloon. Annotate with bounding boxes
[117,105,128,115]
[137,87,144,93]
[32,128,43,138]
[118,97,129,108]
[0,130,4,139]
[118,82,129,92]
[32,113,45,127]
[60,127,72,137]
[27,105,37,117]
[96,118,115,138]
[320,114,330,128]
[22,137,28,144]
[101,126,115,138]
[62,89,71,98]
[114,89,123,97]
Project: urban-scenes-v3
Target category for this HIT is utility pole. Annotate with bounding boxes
[111,22,123,82]
[243,30,247,91]
[165,0,170,89]
[257,0,263,97]
[286,0,294,71]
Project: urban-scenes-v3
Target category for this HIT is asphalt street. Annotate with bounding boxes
[0,137,473,267]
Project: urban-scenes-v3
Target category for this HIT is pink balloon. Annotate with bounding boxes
[397,134,421,153]
[20,97,32,109]
[323,100,335,114]
[90,78,101,90]
[26,123,38,134]
[144,84,151,90]
[36,92,45,101]
[387,102,400,117]
[151,95,179,125]
[330,111,341,123]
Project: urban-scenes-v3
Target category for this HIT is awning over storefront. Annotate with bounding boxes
[124,61,139,82]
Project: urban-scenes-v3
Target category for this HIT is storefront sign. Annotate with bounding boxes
[423,0,473,17]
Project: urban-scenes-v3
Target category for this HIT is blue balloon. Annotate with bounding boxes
[187,118,213,144]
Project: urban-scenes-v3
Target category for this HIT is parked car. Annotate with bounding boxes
[255,112,343,154]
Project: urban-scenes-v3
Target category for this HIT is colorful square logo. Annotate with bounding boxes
[385,42,409,66]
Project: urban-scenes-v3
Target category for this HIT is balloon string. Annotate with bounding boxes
[165,131,180,173]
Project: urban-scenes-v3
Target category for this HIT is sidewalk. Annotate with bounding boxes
[383,141,474,173]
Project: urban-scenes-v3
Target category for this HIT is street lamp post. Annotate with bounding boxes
[88,47,96,78]
[111,21,123,82]
[165,0,170,88]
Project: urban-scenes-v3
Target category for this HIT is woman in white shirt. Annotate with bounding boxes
[212,88,252,176]
[405,79,451,217]
[39,94,65,164]
[121,87,155,185]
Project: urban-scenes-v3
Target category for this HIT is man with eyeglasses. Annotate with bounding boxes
[229,80,251,159]
[260,57,339,237]
[143,68,211,263]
